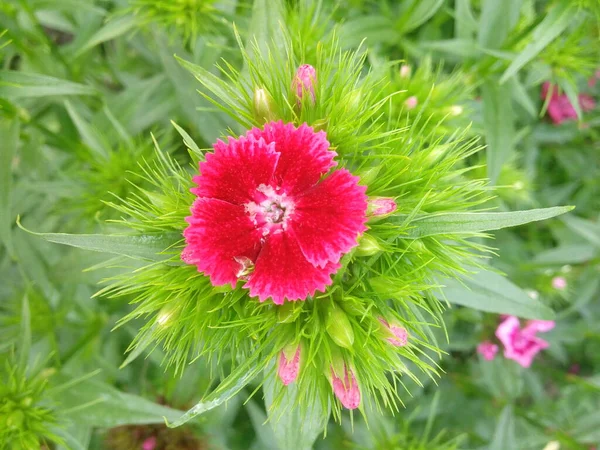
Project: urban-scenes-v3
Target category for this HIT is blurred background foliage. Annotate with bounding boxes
[0,0,599,449]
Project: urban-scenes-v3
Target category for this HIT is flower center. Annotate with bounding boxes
[245,184,295,236]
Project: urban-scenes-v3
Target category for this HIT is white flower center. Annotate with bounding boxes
[245,184,295,237]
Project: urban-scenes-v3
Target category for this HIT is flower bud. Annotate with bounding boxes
[551,276,567,290]
[330,364,360,409]
[253,88,275,122]
[404,95,418,110]
[278,343,301,385]
[367,197,397,218]
[476,341,498,361]
[378,317,409,347]
[292,64,316,106]
[449,105,463,116]
[326,302,354,349]
[355,234,382,257]
[399,64,411,78]
[142,437,157,450]
[358,166,381,185]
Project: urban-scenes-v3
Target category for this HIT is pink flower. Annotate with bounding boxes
[292,64,317,105]
[404,95,418,110]
[378,317,408,347]
[183,121,368,304]
[541,82,595,125]
[142,437,156,450]
[330,364,360,409]
[551,276,567,290]
[278,345,301,385]
[368,197,397,217]
[495,316,555,368]
[399,64,411,78]
[477,341,499,361]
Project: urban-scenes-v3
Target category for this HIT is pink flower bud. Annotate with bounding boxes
[367,197,397,217]
[292,64,316,105]
[404,96,418,110]
[399,64,411,78]
[330,364,360,409]
[278,344,301,385]
[378,317,408,347]
[142,437,157,450]
[476,341,498,361]
[551,276,567,290]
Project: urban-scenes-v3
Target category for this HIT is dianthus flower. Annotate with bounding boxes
[541,82,595,125]
[183,121,367,304]
[495,316,555,368]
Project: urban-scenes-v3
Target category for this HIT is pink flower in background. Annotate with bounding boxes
[404,95,418,110]
[551,276,567,290]
[292,64,317,105]
[477,341,499,361]
[183,121,367,304]
[141,437,156,450]
[278,345,301,385]
[541,82,595,125]
[378,317,409,347]
[495,316,555,368]
[331,364,361,409]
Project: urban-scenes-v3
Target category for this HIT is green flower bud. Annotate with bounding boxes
[6,409,24,429]
[326,302,355,349]
[277,301,301,323]
[253,88,275,122]
[358,166,380,186]
[355,234,382,257]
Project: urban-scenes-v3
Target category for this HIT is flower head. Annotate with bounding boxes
[330,364,360,410]
[183,121,367,304]
[476,341,498,361]
[551,276,567,290]
[541,82,595,125]
[292,64,317,105]
[495,316,555,368]
[404,95,418,110]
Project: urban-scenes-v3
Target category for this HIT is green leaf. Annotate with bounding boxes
[171,120,203,157]
[398,0,445,34]
[0,71,97,98]
[455,0,478,40]
[166,362,260,428]
[64,100,110,159]
[482,79,515,184]
[0,118,18,256]
[18,294,31,371]
[52,377,184,428]
[478,0,522,49]
[563,215,600,248]
[19,220,181,261]
[500,0,573,83]
[533,244,597,265]
[398,206,574,238]
[75,15,136,56]
[419,38,480,58]
[440,269,555,320]
[488,406,516,450]
[247,0,286,57]
[263,370,329,450]
[338,16,399,48]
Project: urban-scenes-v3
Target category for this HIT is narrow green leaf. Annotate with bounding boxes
[19,219,181,261]
[166,363,260,428]
[64,100,110,159]
[263,368,329,450]
[533,244,597,265]
[247,0,286,57]
[171,120,203,157]
[508,77,537,118]
[18,294,31,370]
[53,377,184,427]
[338,16,399,48]
[0,118,18,256]
[75,15,136,56]
[478,0,522,49]
[440,269,555,320]
[398,0,445,33]
[500,0,573,83]
[0,71,97,98]
[488,406,516,450]
[563,215,600,248]
[419,38,480,58]
[398,206,574,238]
[560,78,583,120]
[482,79,515,184]
[455,0,478,40]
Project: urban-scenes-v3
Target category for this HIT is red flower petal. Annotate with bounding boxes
[183,198,262,287]
[247,121,336,195]
[290,169,367,267]
[192,136,279,205]
[245,232,340,304]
